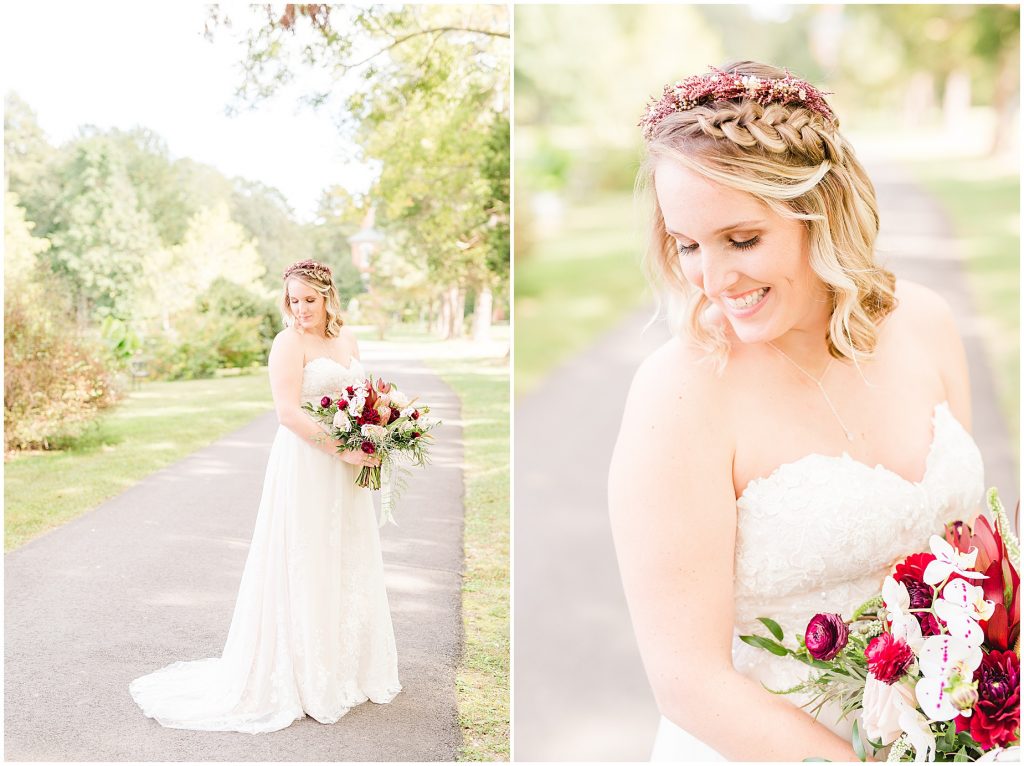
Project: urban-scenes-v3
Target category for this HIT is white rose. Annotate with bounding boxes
[332,411,351,432]
[861,674,916,745]
[360,424,386,440]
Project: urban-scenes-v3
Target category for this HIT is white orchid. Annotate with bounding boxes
[332,411,352,432]
[882,576,924,651]
[938,578,995,622]
[896,701,936,762]
[399,406,416,419]
[915,635,982,722]
[922,535,986,585]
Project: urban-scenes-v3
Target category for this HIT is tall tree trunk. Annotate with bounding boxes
[991,44,1019,156]
[446,284,466,340]
[942,69,971,137]
[472,282,493,342]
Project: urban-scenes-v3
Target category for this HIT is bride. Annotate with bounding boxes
[608,62,984,761]
[130,259,402,733]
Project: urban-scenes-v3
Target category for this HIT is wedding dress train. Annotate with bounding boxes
[650,400,985,760]
[130,356,401,733]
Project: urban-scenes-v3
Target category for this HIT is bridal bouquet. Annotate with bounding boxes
[740,489,1020,762]
[301,374,439,525]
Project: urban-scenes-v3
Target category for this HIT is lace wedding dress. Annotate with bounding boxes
[650,400,985,760]
[130,356,401,733]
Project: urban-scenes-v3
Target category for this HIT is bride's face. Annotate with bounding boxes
[654,159,831,346]
[287,278,327,334]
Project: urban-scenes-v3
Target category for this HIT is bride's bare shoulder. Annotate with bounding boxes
[627,335,732,418]
[892,278,958,337]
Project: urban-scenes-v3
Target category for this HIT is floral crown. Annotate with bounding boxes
[282,259,333,284]
[639,67,836,140]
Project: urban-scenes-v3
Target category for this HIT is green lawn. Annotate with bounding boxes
[906,157,1020,453]
[427,355,510,761]
[4,371,273,552]
[515,192,649,394]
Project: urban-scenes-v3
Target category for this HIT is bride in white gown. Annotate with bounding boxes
[130,259,401,733]
[609,62,985,761]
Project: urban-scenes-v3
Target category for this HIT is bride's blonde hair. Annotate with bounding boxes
[636,61,897,372]
[280,260,344,337]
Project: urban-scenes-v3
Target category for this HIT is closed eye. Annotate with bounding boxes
[675,235,761,255]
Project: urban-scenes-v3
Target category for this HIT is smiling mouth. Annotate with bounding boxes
[722,286,770,311]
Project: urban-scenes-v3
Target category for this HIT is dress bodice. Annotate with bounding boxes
[729,400,985,721]
[300,356,366,404]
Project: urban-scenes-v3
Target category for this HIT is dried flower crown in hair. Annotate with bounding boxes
[282,259,333,283]
[639,66,836,140]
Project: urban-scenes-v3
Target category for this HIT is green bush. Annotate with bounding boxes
[146,279,275,380]
[146,312,264,380]
[4,295,120,451]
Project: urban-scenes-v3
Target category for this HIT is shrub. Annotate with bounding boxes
[4,295,120,451]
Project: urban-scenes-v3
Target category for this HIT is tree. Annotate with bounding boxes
[46,135,161,325]
[210,4,510,339]
[142,202,267,331]
[4,188,50,290]
[4,92,61,236]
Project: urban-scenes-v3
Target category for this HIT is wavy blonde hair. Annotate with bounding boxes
[280,261,344,337]
[637,61,897,372]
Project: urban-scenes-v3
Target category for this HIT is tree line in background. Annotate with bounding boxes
[4,3,509,453]
[514,3,1018,261]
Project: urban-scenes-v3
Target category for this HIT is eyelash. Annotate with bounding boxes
[675,235,761,255]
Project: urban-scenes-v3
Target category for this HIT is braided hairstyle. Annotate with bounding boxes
[280,259,345,337]
[637,61,897,371]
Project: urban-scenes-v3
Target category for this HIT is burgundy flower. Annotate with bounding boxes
[388,408,401,424]
[955,650,1020,749]
[320,396,332,408]
[804,613,849,661]
[894,553,942,636]
[339,398,348,410]
[346,386,355,396]
[359,408,381,426]
[411,431,421,439]
[412,410,420,420]
[865,633,914,684]
[360,441,375,455]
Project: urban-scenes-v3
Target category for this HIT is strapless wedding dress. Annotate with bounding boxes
[130,356,401,733]
[650,400,985,760]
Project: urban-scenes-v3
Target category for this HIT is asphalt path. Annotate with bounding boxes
[512,161,1018,761]
[4,356,465,762]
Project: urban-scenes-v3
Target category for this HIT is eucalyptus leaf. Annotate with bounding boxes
[757,617,785,641]
[738,634,790,657]
[851,719,866,762]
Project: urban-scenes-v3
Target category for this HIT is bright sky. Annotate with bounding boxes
[0,2,375,222]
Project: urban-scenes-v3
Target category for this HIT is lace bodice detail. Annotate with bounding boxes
[732,401,984,663]
[300,357,366,404]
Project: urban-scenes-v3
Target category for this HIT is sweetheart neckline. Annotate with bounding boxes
[303,355,360,371]
[736,400,962,503]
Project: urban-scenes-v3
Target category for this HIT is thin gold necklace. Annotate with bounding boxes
[767,341,856,443]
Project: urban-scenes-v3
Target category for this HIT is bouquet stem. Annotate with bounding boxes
[357,465,382,490]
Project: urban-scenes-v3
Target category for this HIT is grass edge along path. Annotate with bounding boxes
[905,156,1020,455]
[4,371,273,552]
[427,355,511,762]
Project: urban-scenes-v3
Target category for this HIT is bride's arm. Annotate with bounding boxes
[268,330,356,459]
[608,342,860,762]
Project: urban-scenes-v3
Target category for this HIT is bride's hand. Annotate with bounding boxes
[338,449,381,468]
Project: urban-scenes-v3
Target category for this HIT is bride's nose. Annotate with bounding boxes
[699,253,739,298]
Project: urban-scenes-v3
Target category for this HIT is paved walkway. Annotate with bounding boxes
[4,356,465,761]
[513,162,1018,760]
